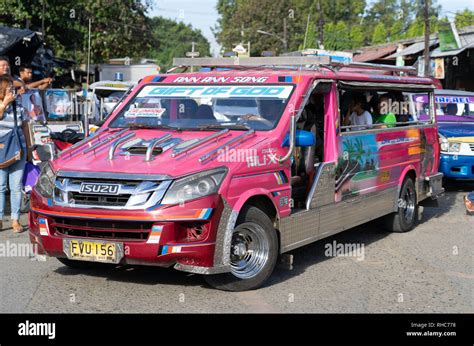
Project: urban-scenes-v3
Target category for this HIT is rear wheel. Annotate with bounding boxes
[385,177,418,232]
[203,206,278,291]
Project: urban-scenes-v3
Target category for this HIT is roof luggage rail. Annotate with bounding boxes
[171,56,417,75]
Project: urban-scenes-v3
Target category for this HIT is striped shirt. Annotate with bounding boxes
[0,101,27,148]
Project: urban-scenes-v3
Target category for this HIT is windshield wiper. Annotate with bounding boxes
[121,123,182,132]
[198,123,252,131]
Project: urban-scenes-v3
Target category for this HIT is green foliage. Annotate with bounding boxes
[371,22,387,44]
[0,0,153,64]
[146,17,211,71]
[455,9,474,29]
[214,0,471,56]
[0,0,210,69]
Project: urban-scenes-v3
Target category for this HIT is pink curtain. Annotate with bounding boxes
[324,83,338,163]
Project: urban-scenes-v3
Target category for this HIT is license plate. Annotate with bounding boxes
[63,239,124,264]
[79,182,120,195]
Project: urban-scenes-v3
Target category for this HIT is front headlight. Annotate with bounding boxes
[439,134,448,152]
[35,164,56,198]
[161,168,227,205]
[448,142,461,153]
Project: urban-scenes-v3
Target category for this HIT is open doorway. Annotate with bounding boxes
[291,88,327,208]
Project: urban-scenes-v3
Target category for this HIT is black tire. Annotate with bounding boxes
[57,257,115,270]
[203,206,278,291]
[385,177,418,233]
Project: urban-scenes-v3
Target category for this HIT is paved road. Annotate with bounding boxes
[1,183,472,313]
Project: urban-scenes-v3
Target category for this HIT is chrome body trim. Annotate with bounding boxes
[56,170,173,181]
[305,162,336,210]
[144,134,172,161]
[108,132,136,160]
[174,263,230,274]
[172,129,229,157]
[82,128,128,154]
[198,129,255,163]
[53,178,172,210]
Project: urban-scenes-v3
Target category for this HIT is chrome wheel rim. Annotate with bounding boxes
[402,185,415,224]
[230,223,269,279]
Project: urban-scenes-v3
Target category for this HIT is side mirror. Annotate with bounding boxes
[282,129,315,147]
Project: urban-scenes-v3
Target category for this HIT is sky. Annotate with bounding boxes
[149,0,474,56]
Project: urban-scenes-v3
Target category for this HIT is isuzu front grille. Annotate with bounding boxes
[52,218,153,241]
[53,176,172,210]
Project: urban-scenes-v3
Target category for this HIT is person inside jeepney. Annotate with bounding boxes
[446,103,458,115]
[239,99,281,128]
[177,99,198,120]
[343,92,373,130]
[300,92,324,161]
[373,93,397,128]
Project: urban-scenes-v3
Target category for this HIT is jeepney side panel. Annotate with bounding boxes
[335,126,439,203]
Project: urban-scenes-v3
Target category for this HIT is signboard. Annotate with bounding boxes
[433,58,445,79]
[438,22,462,52]
[20,89,46,122]
[186,51,200,58]
[28,121,84,146]
[138,85,294,99]
[45,89,72,119]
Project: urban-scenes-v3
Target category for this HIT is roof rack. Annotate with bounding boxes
[171,56,417,75]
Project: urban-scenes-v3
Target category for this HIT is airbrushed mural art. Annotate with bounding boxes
[335,128,438,202]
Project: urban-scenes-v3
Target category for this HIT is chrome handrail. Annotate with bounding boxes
[172,129,229,157]
[83,128,128,154]
[108,132,136,160]
[279,115,295,164]
[144,134,172,161]
[199,129,255,163]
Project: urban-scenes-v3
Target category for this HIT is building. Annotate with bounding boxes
[352,26,474,91]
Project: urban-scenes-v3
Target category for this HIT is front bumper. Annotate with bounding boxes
[440,154,474,179]
[29,190,229,273]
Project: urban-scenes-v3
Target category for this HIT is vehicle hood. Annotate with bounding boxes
[52,128,284,179]
[439,122,474,138]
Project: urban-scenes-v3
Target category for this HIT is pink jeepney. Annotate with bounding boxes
[29,56,444,291]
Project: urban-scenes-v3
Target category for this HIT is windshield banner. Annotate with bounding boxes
[137,85,293,99]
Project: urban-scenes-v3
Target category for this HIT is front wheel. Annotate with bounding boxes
[203,206,278,291]
[385,177,418,232]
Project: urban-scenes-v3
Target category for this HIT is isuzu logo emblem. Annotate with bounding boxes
[79,183,120,195]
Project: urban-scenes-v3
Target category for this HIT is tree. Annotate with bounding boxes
[371,22,387,44]
[147,17,211,71]
[0,0,153,64]
[455,9,474,29]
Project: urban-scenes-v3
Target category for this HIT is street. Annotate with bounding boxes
[1,183,472,314]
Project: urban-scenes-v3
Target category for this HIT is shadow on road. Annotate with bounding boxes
[52,181,471,290]
[54,263,205,287]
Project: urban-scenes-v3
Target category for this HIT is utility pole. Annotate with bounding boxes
[283,18,288,52]
[317,0,324,48]
[423,0,431,77]
[41,0,45,37]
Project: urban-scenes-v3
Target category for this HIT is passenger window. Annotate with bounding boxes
[340,89,433,132]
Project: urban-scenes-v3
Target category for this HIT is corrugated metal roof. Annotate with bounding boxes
[388,40,438,58]
[353,44,397,62]
[431,32,474,57]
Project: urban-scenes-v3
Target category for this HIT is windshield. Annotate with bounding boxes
[109,84,294,130]
[413,94,474,122]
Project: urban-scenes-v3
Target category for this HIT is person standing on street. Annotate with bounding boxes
[19,65,52,90]
[0,75,29,232]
